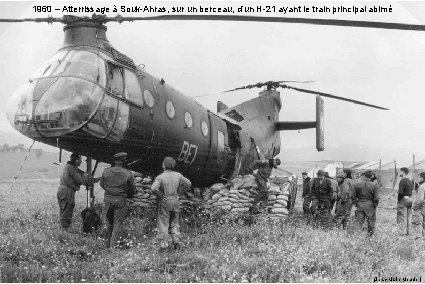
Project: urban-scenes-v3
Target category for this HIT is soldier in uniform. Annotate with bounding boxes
[302,172,312,214]
[397,167,413,235]
[311,169,335,225]
[151,157,192,251]
[352,170,379,236]
[334,171,354,229]
[325,172,339,214]
[100,152,135,248]
[248,158,281,215]
[57,153,88,231]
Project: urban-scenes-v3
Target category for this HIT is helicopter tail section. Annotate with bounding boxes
[274,95,324,152]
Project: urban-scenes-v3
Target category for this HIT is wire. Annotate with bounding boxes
[9,140,36,191]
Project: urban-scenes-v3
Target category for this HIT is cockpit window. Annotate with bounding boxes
[32,50,106,87]
[107,63,124,97]
[30,51,68,79]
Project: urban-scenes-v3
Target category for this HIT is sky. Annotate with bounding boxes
[0,1,425,160]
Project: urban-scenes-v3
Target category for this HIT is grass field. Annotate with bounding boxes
[1,178,425,282]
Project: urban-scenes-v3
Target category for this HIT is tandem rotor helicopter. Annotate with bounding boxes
[4,11,419,187]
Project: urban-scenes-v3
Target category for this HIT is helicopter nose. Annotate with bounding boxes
[7,77,104,138]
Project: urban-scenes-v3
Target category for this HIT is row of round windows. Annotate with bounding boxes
[142,90,208,137]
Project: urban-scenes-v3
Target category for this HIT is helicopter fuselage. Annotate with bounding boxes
[7,22,282,186]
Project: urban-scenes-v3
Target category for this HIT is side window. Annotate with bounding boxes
[124,70,143,106]
[107,63,124,97]
[217,130,225,161]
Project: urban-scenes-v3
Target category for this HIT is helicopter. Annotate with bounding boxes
[3,13,409,189]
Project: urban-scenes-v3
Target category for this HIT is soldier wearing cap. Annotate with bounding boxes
[100,152,135,248]
[397,167,413,235]
[334,171,354,229]
[310,169,335,225]
[57,153,88,231]
[302,171,312,214]
[248,158,281,215]
[325,172,339,214]
[151,157,191,251]
[352,169,379,236]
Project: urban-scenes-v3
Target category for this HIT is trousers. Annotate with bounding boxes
[157,196,181,247]
[397,197,413,234]
[57,186,76,230]
[354,203,376,236]
[334,200,353,229]
[302,195,312,214]
[105,199,127,248]
[250,177,268,214]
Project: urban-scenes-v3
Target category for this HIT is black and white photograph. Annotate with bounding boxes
[0,1,425,282]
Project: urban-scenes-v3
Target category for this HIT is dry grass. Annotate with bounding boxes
[1,179,425,282]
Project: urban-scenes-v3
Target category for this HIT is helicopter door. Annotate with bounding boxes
[125,71,155,152]
[202,112,230,182]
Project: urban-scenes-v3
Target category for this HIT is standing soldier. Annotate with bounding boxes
[413,172,425,237]
[311,169,335,225]
[248,158,281,215]
[325,172,339,214]
[334,171,354,229]
[397,167,413,235]
[57,153,88,231]
[352,170,379,236]
[151,157,192,251]
[100,152,135,248]
[302,172,312,214]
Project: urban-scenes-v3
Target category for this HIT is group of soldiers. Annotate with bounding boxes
[302,166,425,237]
[56,151,425,252]
[57,152,191,251]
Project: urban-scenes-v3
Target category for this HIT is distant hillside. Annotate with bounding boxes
[0,130,56,152]
[280,144,420,163]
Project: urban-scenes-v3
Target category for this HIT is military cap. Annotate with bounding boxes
[400,167,409,174]
[343,168,352,174]
[302,172,308,175]
[317,169,325,176]
[420,172,425,179]
[163,157,176,169]
[363,169,373,178]
[114,152,127,161]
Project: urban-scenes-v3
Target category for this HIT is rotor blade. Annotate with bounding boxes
[217,80,314,94]
[115,15,425,32]
[0,17,63,23]
[281,84,389,110]
[1,15,424,32]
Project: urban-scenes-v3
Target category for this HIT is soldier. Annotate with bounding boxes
[100,152,135,248]
[57,153,88,231]
[325,172,339,214]
[397,167,413,235]
[248,158,281,215]
[334,171,354,229]
[413,172,425,237]
[302,172,312,214]
[311,169,335,225]
[352,170,379,236]
[151,157,192,251]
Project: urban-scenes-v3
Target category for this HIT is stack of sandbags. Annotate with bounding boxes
[128,177,157,208]
[127,173,295,219]
[267,182,290,217]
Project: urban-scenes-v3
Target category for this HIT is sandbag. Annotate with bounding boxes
[219,188,230,196]
[228,197,239,203]
[270,208,289,214]
[211,183,225,192]
[228,193,239,200]
[231,176,245,190]
[275,199,288,206]
[268,195,277,201]
[268,186,281,194]
[231,207,249,213]
[212,193,221,200]
[218,196,229,202]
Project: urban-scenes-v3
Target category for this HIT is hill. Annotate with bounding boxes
[280,144,420,163]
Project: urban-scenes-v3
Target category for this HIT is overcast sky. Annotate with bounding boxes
[1,1,425,159]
